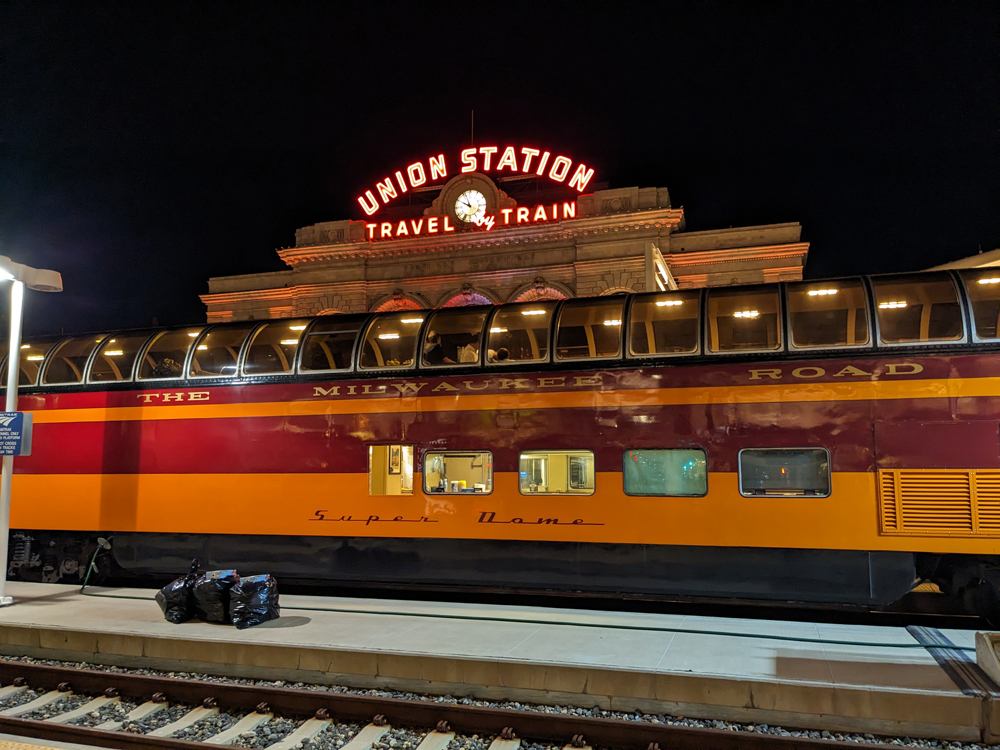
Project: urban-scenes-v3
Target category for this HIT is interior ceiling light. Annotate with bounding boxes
[289,324,307,330]
[400,318,423,324]
[490,327,507,333]
[26,355,43,361]
[655,299,683,307]
[979,278,1000,285]
[879,301,907,309]
[521,310,546,316]
[104,350,124,356]
[733,310,759,318]
[378,333,400,339]
[187,332,199,337]
[279,340,299,345]
[603,319,621,326]
[807,289,838,296]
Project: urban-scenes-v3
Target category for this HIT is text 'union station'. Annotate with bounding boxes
[201,143,810,322]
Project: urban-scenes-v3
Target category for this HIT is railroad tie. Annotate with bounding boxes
[147,705,219,737]
[415,727,455,750]
[0,686,26,702]
[267,717,332,750]
[0,690,71,718]
[45,695,118,724]
[338,722,393,750]
[487,737,521,750]
[205,711,273,746]
[96,699,167,731]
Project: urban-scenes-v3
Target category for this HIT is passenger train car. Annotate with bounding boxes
[8,270,1000,614]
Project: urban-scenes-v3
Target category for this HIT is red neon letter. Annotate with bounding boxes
[533,205,548,221]
[568,163,594,192]
[501,208,513,225]
[358,191,379,216]
[552,203,558,219]
[410,219,424,235]
[562,202,576,218]
[479,146,497,170]
[429,154,447,180]
[376,177,398,203]
[396,221,409,236]
[497,146,518,172]
[395,171,408,193]
[535,151,550,176]
[428,217,439,233]
[548,156,572,182]
[516,207,530,223]
[444,215,455,232]
[367,223,376,239]
[461,148,477,173]
[407,162,427,187]
[520,147,540,173]
[380,223,393,238]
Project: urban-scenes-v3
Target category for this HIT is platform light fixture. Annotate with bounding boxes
[0,255,63,607]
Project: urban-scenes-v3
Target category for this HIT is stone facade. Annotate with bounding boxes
[201,174,808,322]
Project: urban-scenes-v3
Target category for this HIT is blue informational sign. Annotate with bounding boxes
[0,413,32,456]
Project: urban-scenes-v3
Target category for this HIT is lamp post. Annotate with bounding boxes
[0,257,62,605]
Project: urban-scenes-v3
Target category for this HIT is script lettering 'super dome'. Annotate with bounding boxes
[202,139,808,322]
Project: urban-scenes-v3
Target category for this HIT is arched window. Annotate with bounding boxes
[443,293,493,308]
[373,298,421,313]
[513,286,567,303]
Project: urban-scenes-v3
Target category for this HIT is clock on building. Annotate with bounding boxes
[454,189,487,223]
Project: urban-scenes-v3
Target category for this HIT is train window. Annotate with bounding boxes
[959,270,1000,340]
[189,324,256,378]
[421,307,491,367]
[518,450,595,495]
[359,312,423,370]
[243,318,312,376]
[368,445,414,495]
[623,449,707,496]
[88,332,153,383]
[18,340,60,386]
[739,448,830,497]
[628,291,701,357]
[424,451,493,494]
[786,279,871,349]
[42,336,105,385]
[871,273,964,345]
[707,286,782,353]
[486,302,558,364]
[299,314,367,372]
[555,298,625,361]
[138,327,204,380]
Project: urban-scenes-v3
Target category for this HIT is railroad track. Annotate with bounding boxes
[0,661,887,750]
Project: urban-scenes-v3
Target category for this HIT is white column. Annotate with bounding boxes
[0,280,25,605]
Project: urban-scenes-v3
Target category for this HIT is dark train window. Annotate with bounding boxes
[299,315,367,372]
[959,270,1000,340]
[138,327,203,380]
[786,279,870,349]
[18,340,61,386]
[369,445,414,495]
[707,286,781,353]
[555,298,625,361]
[628,291,700,356]
[871,273,964,344]
[424,451,493,494]
[88,332,153,382]
[486,302,558,364]
[244,318,312,376]
[359,312,424,370]
[518,450,595,495]
[623,449,707,496]
[421,308,491,367]
[43,336,105,385]
[739,448,830,497]
[189,324,256,378]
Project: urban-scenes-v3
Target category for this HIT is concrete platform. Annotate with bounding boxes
[0,582,989,742]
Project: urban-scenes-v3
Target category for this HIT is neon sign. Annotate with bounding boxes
[357,146,595,217]
[366,202,577,241]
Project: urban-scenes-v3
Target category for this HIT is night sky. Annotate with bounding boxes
[2,1,998,336]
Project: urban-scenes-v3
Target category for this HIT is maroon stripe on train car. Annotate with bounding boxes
[874,421,1000,469]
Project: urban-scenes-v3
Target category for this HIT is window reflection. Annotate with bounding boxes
[244,319,311,376]
[707,286,781,353]
[359,312,423,370]
[300,315,367,372]
[421,307,490,367]
[739,448,830,497]
[628,291,700,356]
[959,270,1000,340]
[786,279,870,349]
[189,324,257,378]
[18,340,60,386]
[486,302,557,364]
[89,332,153,382]
[138,328,203,380]
[43,336,105,385]
[871,273,963,344]
[555,298,625,361]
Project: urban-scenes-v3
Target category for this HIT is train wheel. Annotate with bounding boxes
[963,580,1000,627]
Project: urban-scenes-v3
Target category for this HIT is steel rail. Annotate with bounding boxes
[0,661,888,750]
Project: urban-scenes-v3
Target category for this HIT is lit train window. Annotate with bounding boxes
[421,307,491,368]
[17,340,60,386]
[871,273,964,345]
[628,291,701,357]
[359,312,423,371]
[706,286,782,354]
[42,336,106,385]
[299,314,367,373]
[555,298,625,361]
[369,445,414,496]
[424,451,493,494]
[138,327,204,380]
[738,448,830,497]
[959,270,1000,340]
[518,450,595,495]
[785,279,870,349]
[189,324,257,378]
[88,332,154,383]
[486,302,558,364]
[243,318,312,376]
[623,449,707,497]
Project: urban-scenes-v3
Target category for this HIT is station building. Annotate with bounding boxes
[201,144,809,322]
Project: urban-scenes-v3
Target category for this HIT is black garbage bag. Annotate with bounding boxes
[230,574,280,630]
[191,569,240,623]
[154,559,200,624]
